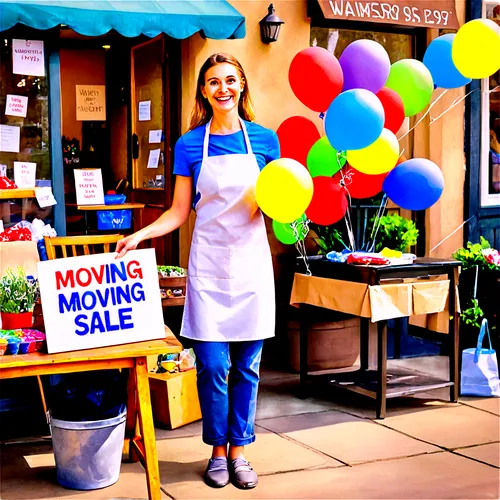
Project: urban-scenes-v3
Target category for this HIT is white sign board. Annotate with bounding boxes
[14,161,36,188]
[0,124,20,153]
[138,100,151,121]
[73,169,105,205]
[12,39,45,77]
[147,148,161,169]
[38,249,165,354]
[76,85,106,121]
[36,187,57,208]
[148,129,162,143]
[5,94,28,117]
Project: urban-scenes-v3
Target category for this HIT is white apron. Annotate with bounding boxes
[180,119,275,341]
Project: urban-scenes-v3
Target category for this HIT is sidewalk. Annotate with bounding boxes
[1,356,499,499]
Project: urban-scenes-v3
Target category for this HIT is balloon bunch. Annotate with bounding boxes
[256,19,500,248]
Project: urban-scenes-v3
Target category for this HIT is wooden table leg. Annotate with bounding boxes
[298,304,310,399]
[134,357,161,500]
[124,367,139,462]
[449,267,460,402]
[376,320,388,419]
[360,318,369,370]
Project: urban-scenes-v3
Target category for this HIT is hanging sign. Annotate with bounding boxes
[5,95,28,118]
[316,0,459,29]
[76,85,106,121]
[12,39,45,76]
[73,169,105,205]
[38,249,166,354]
[14,161,36,188]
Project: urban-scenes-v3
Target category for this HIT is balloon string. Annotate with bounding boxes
[428,215,475,255]
[398,89,449,141]
[338,167,356,251]
[367,195,388,253]
[429,88,478,125]
[292,218,311,276]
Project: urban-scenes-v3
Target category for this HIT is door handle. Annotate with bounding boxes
[132,134,139,159]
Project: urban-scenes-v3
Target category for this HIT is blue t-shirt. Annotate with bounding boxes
[173,120,280,208]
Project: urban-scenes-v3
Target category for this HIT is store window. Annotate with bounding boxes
[481,1,500,207]
[0,36,51,227]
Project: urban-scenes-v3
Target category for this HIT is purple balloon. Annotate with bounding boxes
[339,40,391,94]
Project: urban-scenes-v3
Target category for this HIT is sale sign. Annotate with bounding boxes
[38,249,165,354]
[73,168,104,205]
[12,39,45,77]
[5,95,28,117]
[76,85,106,121]
[14,161,36,188]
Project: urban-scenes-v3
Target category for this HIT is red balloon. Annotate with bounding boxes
[376,88,405,134]
[289,47,344,112]
[334,165,388,199]
[277,116,321,167]
[305,176,348,226]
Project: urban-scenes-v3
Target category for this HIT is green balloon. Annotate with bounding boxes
[307,137,346,178]
[272,215,308,245]
[385,59,434,117]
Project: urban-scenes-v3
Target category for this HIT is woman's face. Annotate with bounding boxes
[201,63,244,115]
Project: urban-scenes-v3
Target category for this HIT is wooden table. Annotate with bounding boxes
[0,329,182,500]
[66,202,145,234]
[292,257,461,419]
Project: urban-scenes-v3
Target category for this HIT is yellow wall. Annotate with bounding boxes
[177,0,467,265]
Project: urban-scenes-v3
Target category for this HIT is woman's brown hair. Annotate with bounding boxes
[188,53,255,131]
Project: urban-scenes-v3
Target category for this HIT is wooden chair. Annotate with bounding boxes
[44,234,124,260]
[37,234,124,414]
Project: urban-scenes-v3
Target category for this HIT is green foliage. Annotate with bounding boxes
[0,267,39,314]
[452,237,497,271]
[460,298,484,330]
[371,214,419,252]
[311,225,347,255]
[157,265,187,277]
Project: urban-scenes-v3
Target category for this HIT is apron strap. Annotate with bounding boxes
[202,118,254,160]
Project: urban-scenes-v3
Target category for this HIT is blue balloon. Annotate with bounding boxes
[324,89,384,151]
[383,158,444,210]
[423,34,471,89]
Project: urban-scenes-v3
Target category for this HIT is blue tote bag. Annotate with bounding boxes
[460,319,500,397]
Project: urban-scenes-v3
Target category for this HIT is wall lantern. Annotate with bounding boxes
[259,4,284,44]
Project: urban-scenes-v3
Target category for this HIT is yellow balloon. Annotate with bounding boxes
[452,19,500,79]
[256,158,313,223]
[346,129,399,175]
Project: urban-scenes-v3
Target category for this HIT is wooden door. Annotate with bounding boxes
[130,35,179,265]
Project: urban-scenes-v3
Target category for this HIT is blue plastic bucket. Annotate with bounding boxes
[50,409,127,490]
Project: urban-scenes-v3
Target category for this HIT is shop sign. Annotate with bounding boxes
[12,39,45,77]
[76,85,106,121]
[74,168,105,205]
[0,124,20,153]
[38,249,165,354]
[316,0,459,29]
[14,161,36,188]
[5,95,28,118]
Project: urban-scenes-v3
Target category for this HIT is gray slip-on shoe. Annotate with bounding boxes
[230,457,258,489]
[204,456,230,488]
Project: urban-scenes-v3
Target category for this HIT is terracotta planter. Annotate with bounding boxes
[1,311,33,330]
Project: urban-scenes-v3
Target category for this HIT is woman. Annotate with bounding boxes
[116,53,280,490]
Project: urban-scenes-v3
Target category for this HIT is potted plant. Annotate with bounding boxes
[452,237,500,351]
[0,267,39,330]
[370,213,419,253]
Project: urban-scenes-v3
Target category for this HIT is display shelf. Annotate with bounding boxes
[0,188,36,200]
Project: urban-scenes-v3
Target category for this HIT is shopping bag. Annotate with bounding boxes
[460,318,500,397]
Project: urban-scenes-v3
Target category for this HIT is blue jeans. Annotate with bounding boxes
[190,339,264,447]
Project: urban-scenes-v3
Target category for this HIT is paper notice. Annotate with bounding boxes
[147,149,161,169]
[5,95,28,117]
[138,101,151,121]
[76,85,106,121]
[73,169,105,205]
[148,130,162,143]
[14,161,37,188]
[0,164,6,177]
[12,39,45,77]
[0,125,20,153]
[36,187,57,208]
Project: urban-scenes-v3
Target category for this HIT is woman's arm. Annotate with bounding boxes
[116,175,193,257]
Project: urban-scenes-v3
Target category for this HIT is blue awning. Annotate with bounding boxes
[0,0,246,39]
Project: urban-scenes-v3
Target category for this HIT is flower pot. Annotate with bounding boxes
[1,311,33,330]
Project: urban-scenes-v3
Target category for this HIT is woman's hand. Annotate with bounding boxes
[115,233,142,258]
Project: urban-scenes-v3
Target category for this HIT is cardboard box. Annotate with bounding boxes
[149,369,202,429]
[0,241,39,277]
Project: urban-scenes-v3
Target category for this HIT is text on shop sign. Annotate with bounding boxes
[76,85,106,121]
